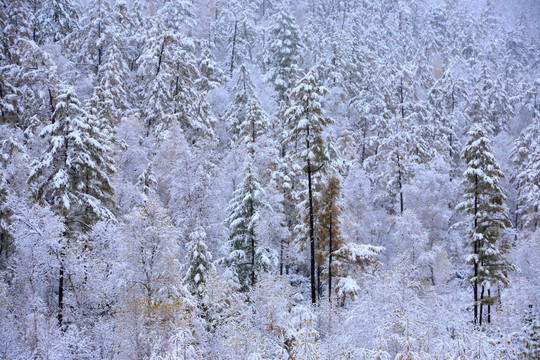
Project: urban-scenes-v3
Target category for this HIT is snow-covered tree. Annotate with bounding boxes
[116,195,192,359]
[285,69,333,304]
[521,306,540,360]
[457,122,512,325]
[226,162,272,291]
[67,0,116,72]
[0,173,11,260]
[137,162,158,203]
[28,85,116,326]
[90,39,130,123]
[264,2,302,99]
[184,224,214,297]
[226,64,257,142]
[511,81,540,230]
[29,86,116,230]
[467,64,514,135]
[36,0,79,43]
[225,0,259,74]
[139,1,214,140]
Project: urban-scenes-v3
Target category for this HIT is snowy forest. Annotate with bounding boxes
[0,0,539,358]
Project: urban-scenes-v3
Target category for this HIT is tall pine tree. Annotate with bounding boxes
[285,69,333,304]
[458,122,512,326]
[226,162,272,291]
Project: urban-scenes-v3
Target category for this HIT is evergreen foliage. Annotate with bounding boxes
[226,162,272,291]
[458,122,512,325]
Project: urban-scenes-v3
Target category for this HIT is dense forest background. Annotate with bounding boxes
[1,0,539,359]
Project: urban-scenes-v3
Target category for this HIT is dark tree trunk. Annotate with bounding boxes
[487,288,491,324]
[58,264,64,327]
[473,174,479,325]
[479,285,485,326]
[230,20,238,76]
[279,238,283,276]
[48,87,55,115]
[397,151,404,214]
[308,158,316,304]
[156,40,165,75]
[0,231,5,257]
[306,122,316,304]
[317,265,322,299]
[250,198,255,287]
[328,215,333,302]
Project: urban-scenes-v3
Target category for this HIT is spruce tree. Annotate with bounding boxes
[522,306,540,359]
[238,97,269,147]
[226,162,271,291]
[458,122,512,326]
[511,83,540,230]
[285,69,333,304]
[467,64,514,135]
[225,64,257,143]
[137,162,158,203]
[264,2,302,100]
[28,85,116,326]
[36,0,79,43]
[184,224,214,297]
[29,86,116,227]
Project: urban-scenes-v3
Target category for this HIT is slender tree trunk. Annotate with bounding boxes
[479,285,485,326]
[308,158,316,304]
[230,20,238,76]
[250,198,255,287]
[328,215,333,302]
[156,40,165,75]
[0,85,4,120]
[97,16,102,72]
[473,175,479,325]
[397,151,404,214]
[48,87,55,115]
[487,288,491,324]
[0,232,3,257]
[58,263,64,327]
[306,123,316,304]
[279,238,284,276]
[317,265,322,299]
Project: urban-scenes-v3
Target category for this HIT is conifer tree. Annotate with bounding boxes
[467,64,514,135]
[68,0,115,73]
[226,0,258,74]
[36,0,79,43]
[522,306,540,359]
[427,69,461,166]
[225,64,257,143]
[29,86,116,228]
[458,122,512,326]
[226,162,271,291]
[367,60,431,215]
[28,86,116,326]
[511,82,540,230]
[315,175,344,301]
[138,0,211,139]
[91,39,130,123]
[238,97,269,147]
[285,69,333,304]
[196,44,224,92]
[184,224,214,297]
[264,2,302,100]
[137,162,158,203]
